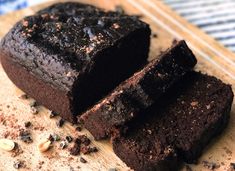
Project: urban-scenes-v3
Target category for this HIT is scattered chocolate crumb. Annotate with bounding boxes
[56,119,65,127]
[19,94,28,99]
[11,143,23,157]
[81,146,98,155]
[75,126,82,132]
[69,143,80,156]
[152,33,158,38]
[89,147,98,153]
[108,168,117,171]
[80,146,89,154]
[65,136,73,143]
[30,106,38,115]
[79,135,91,146]
[48,134,54,142]
[115,5,125,14]
[80,157,87,163]
[24,121,31,128]
[74,137,82,144]
[49,111,58,118]
[13,160,24,169]
[202,160,220,170]
[19,129,33,143]
[60,141,68,149]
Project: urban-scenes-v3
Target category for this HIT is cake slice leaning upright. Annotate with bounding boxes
[0,2,151,122]
[80,40,197,140]
[112,72,233,171]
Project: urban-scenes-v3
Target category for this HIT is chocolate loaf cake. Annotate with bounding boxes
[80,40,197,140]
[112,72,233,171]
[0,2,150,122]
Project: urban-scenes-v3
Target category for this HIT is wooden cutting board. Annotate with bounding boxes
[0,0,235,170]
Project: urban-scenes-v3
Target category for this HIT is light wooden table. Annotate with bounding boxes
[0,0,234,170]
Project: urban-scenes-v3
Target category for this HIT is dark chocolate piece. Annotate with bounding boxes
[112,72,233,171]
[81,40,197,140]
[0,2,150,123]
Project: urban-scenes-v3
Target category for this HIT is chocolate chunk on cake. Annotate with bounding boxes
[80,40,197,140]
[0,2,150,122]
[112,72,233,171]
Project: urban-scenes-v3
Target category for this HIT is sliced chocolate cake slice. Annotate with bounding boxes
[112,72,233,171]
[0,2,150,122]
[80,40,197,140]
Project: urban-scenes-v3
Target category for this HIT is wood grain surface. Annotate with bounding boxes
[0,0,234,170]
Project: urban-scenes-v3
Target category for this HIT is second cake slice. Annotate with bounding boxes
[80,40,197,140]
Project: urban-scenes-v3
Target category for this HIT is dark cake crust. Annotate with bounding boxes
[112,72,233,171]
[80,40,197,140]
[0,2,150,122]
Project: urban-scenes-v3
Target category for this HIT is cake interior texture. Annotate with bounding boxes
[0,2,150,122]
[112,71,233,171]
[81,40,197,140]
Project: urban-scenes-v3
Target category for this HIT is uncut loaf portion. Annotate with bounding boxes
[80,40,197,140]
[112,72,233,171]
[0,2,151,122]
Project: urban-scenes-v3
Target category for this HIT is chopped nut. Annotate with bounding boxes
[112,23,120,29]
[206,104,211,109]
[66,72,72,77]
[0,138,15,151]
[190,101,198,107]
[147,129,152,135]
[38,139,52,152]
